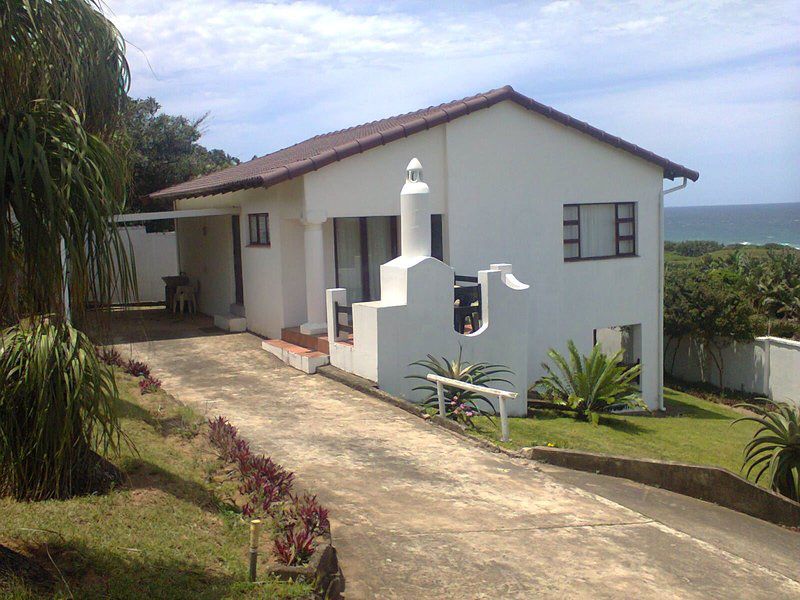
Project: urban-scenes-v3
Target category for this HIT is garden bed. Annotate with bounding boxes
[0,371,318,599]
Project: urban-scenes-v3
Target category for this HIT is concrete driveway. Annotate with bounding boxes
[112,310,800,599]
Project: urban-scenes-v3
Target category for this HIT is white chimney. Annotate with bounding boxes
[400,158,431,258]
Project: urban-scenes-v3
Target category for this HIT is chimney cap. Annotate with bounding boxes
[406,158,423,183]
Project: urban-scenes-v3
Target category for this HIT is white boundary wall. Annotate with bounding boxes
[118,225,178,303]
[668,336,800,406]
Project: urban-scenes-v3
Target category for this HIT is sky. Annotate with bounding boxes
[105,0,799,207]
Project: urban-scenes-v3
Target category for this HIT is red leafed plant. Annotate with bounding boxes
[96,347,125,367]
[274,527,317,566]
[207,414,330,566]
[139,375,162,394]
[124,359,151,378]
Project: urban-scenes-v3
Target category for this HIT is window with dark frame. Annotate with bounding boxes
[248,213,270,246]
[563,202,636,261]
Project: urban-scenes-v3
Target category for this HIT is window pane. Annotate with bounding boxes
[563,205,578,221]
[618,221,634,237]
[249,216,257,244]
[564,242,579,259]
[617,203,634,219]
[334,218,364,302]
[563,224,579,241]
[619,239,634,254]
[366,217,393,300]
[579,204,615,258]
[258,214,268,245]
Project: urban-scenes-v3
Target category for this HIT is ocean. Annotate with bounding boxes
[665,202,800,249]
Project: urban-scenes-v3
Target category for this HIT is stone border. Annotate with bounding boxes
[523,447,800,527]
[267,533,345,599]
[317,365,800,529]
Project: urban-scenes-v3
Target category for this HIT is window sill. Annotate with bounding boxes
[247,243,271,248]
[564,254,638,263]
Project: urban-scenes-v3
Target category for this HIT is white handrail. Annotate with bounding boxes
[426,373,517,442]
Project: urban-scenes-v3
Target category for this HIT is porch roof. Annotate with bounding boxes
[114,206,239,223]
[149,85,699,203]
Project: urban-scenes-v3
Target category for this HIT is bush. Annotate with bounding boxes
[664,240,724,257]
[96,347,124,367]
[407,347,511,429]
[0,322,124,500]
[734,401,800,501]
[535,341,643,420]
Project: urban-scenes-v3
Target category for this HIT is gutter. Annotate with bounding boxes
[658,176,690,410]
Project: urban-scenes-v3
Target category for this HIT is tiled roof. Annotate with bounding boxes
[150,85,699,201]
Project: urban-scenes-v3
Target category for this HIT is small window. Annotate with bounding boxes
[563,202,636,261]
[248,213,270,246]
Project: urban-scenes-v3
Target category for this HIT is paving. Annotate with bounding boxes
[109,309,800,599]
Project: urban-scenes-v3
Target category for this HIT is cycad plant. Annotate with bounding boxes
[0,322,124,500]
[733,402,800,502]
[535,340,643,421]
[408,347,512,428]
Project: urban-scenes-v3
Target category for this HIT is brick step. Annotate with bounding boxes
[281,327,329,354]
[262,339,329,374]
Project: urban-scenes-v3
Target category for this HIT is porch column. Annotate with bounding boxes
[300,210,328,335]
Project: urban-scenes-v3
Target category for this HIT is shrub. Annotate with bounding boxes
[138,375,161,394]
[407,347,511,429]
[274,527,317,566]
[208,416,240,460]
[734,401,800,501]
[535,340,643,420]
[0,322,124,500]
[124,359,150,378]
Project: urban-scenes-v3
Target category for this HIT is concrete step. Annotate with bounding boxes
[262,339,329,374]
[213,313,247,333]
[229,303,246,318]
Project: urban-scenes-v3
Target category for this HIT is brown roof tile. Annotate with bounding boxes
[149,85,699,202]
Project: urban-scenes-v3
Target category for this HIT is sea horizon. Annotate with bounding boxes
[664,201,800,249]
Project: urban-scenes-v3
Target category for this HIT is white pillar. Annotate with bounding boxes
[300,210,328,335]
[400,158,431,258]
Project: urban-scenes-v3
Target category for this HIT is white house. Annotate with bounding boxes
[147,85,698,411]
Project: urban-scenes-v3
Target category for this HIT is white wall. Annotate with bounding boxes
[176,215,235,316]
[237,180,304,339]
[116,225,178,303]
[443,102,664,409]
[669,336,800,406]
[307,100,665,409]
[328,259,531,416]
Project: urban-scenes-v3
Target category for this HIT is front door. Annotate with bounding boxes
[231,216,244,305]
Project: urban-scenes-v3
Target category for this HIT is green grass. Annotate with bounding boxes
[471,387,761,480]
[0,372,312,599]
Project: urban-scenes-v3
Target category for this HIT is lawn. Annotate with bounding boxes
[0,372,311,600]
[471,387,761,480]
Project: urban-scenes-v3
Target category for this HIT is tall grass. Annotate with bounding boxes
[0,322,125,500]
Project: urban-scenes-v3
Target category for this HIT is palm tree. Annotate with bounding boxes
[0,0,136,499]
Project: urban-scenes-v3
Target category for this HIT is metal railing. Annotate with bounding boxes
[426,373,518,442]
[454,274,481,334]
[333,302,353,339]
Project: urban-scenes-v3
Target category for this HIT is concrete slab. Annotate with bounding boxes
[112,311,800,599]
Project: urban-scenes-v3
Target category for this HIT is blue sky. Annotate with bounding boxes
[107,0,799,207]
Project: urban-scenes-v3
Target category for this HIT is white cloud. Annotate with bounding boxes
[104,0,800,206]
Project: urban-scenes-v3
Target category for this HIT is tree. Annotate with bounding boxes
[663,264,697,374]
[123,97,239,213]
[0,0,133,499]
